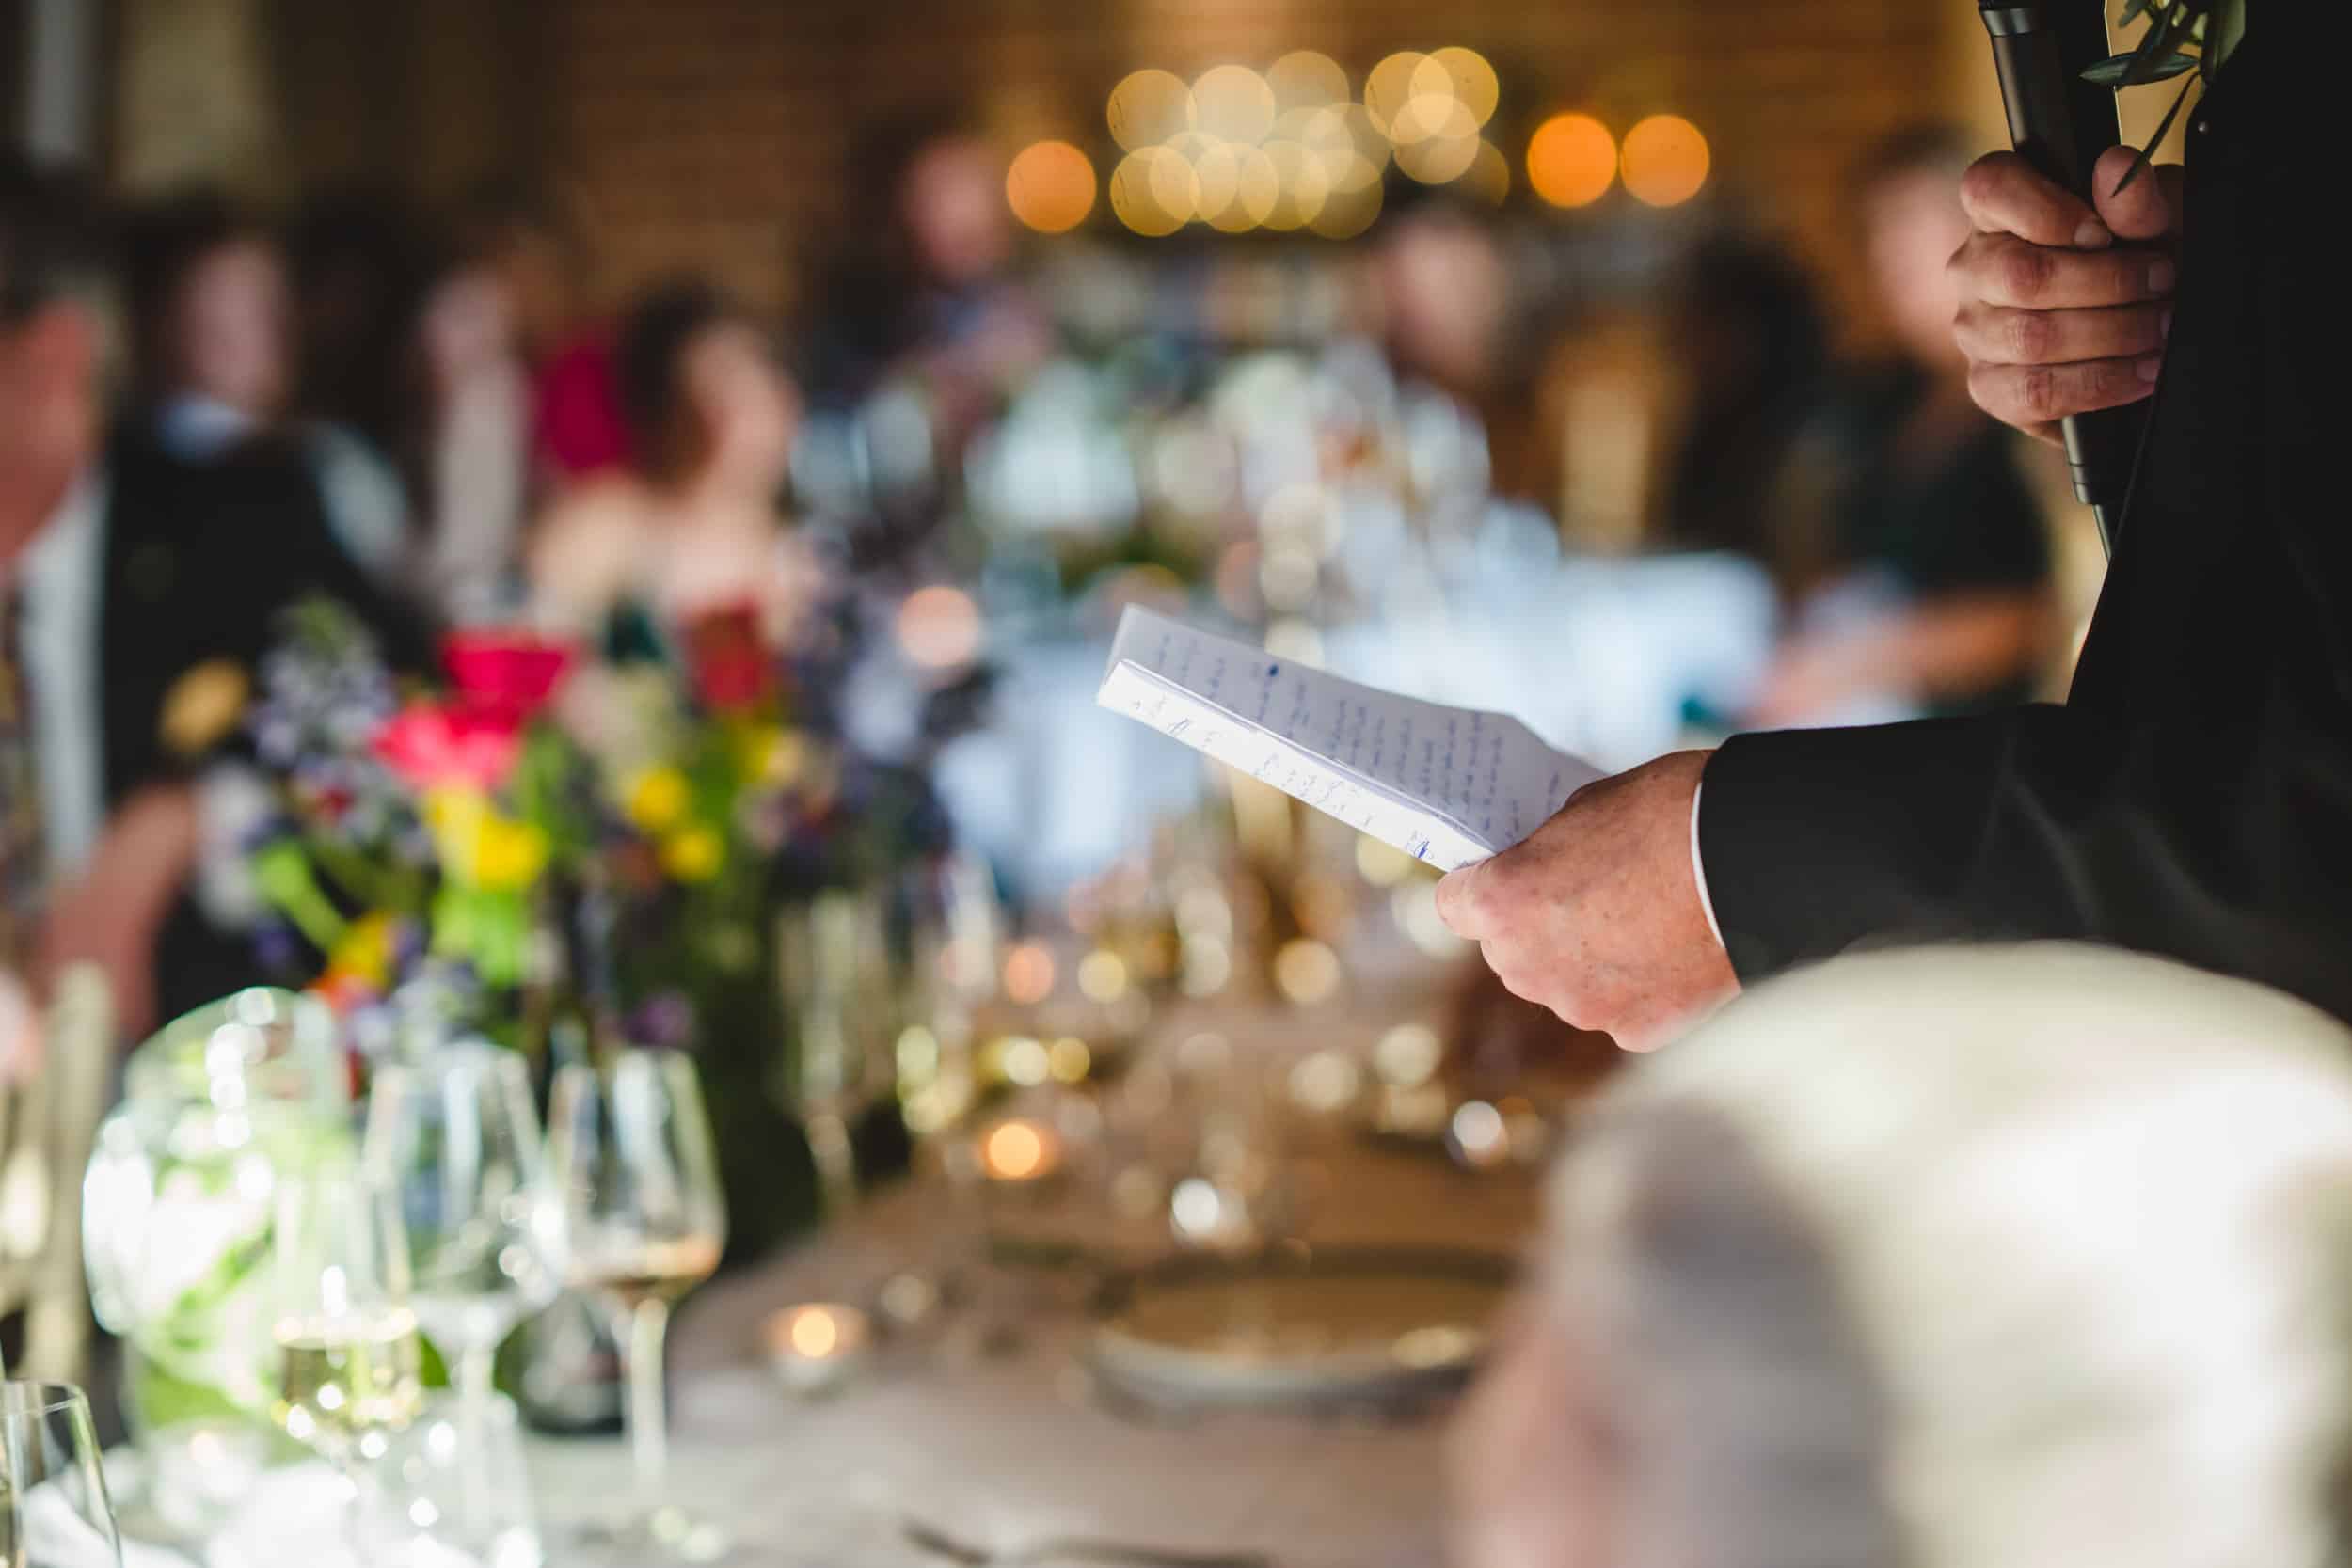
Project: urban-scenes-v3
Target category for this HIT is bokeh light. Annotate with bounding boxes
[1259,140,1330,231]
[1108,68,1195,150]
[1527,112,1617,208]
[1273,937,1343,1005]
[1268,49,1348,112]
[1193,64,1277,145]
[1110,146,1198,235]
[1415,47,1499,127]
[896,584,983,669]
[1362,50,1428,137]
[1463,137,1511,205]
[1004,140,1096,233]
[1003,941,1057,1004]
[982,1120,1049,1180]
[1620,113,1709,207]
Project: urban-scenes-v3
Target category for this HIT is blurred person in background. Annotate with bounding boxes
[1373,194,1568,507]
[1454,943,2352,1568]
[3,157,422,1039]
[123,188,410,584]
[463,182,633,490]
[404,237,533,624]
[530,278,814,655]
[1743,128,2057,725]
[1652,235,1836,569]
[802,114,1054,551]
[283,185,435,591]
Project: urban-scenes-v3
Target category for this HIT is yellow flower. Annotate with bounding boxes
[625,768,691,834]
[660,826,723,883]
[422,785,491,873]
[158,659,250,758]
[472,818,549,893]
[328,911,399,989]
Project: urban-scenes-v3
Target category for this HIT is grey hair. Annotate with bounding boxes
[1548,942,2352,1568]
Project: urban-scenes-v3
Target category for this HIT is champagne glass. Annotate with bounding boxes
[0,1382,123,1567]
[268,1169,426,1563]
[361,1045,560,1545]
[547,1051,727,1560]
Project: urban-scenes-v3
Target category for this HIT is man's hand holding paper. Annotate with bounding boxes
[1098,606,1736,1047]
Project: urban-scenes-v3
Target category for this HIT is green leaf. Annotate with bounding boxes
[2113,71,2200,193]
[2084,50,2197,86]
[2118,0,2154,24]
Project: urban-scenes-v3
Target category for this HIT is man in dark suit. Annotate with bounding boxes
[4,153,422,1040]
[1437,25,2338,1043]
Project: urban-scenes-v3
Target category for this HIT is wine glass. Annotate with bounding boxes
[0,1382,123,1567]
[361,1044,560,1547]
[268,1169,426,1563]
[547,1051,727,1560]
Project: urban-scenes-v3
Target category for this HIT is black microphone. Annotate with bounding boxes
[1979,0,2149,554]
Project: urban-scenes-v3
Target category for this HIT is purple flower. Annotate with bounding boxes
[629,991,698,1052]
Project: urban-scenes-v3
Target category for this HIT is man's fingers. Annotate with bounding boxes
[1960,150,2108,248]
[1952,231,2176,311]
[1953,300,2171,368]
[1968,356,2161,430]
[2090,146,2185,244]
[1434,863,1491,940]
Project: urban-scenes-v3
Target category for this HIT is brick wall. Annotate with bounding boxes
[524,0,1977,334]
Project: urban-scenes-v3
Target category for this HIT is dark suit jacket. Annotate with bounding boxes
[98,424,428,1019]
[1697,32,2352,1019]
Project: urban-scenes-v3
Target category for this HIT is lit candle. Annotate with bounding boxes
[977,1117,1063,1184]
[763,1303,873,1394]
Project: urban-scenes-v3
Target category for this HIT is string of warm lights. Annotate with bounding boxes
[1002,50,1711,238]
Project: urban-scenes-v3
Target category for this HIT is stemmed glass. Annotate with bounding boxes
[547,1051,728,1560]
[361,1044,560,1546]
[0,1382,123,1567]
[267,1169,426,1564]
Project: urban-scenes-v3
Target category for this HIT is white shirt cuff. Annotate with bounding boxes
[1691,780,1725,953]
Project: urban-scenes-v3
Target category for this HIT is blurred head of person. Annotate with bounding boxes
[1658,235,1832,560]
[459,180,591,357]
[285,184,430,444]
[1375,196,1511,395]
[615,278,800,506]
[1454,943,2352,1568]
[1858,126,1976,373]
[124,188,291,424]
[1,153,110,560]
[897,129,1011,292]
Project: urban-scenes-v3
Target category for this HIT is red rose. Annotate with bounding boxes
[442,630,579,726]
[372,702,523,791]
[679,602,777,714]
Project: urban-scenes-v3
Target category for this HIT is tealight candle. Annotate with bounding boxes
[977,1117,1063,1184]
[763,1303,873,1395]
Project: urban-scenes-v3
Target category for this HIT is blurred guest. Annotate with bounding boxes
[530,279,813,653]
[463,182,631,488]
[1746,129,2057,724]
[1371,195,1565,506]
[124,188,410,584]
[1653,237,1835,570]
[1454,943,2352,1568]
[3,157,423,1037]
[803,114,1054,542]
[406,243,532,624]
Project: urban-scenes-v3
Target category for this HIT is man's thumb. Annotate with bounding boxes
[2092,145,2183,243]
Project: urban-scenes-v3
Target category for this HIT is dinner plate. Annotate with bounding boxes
[1086,1246,1515,1411]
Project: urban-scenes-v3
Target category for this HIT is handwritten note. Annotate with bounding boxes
[1096,607,1603,871]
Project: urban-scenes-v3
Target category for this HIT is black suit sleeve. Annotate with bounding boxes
[1697,675,2352,1021]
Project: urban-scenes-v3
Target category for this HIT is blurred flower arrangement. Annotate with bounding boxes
[241,598,956,1064]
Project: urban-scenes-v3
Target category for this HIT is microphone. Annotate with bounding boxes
[1979,0,2149,554]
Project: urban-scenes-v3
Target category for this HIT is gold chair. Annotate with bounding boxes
[0,963,112,1383]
